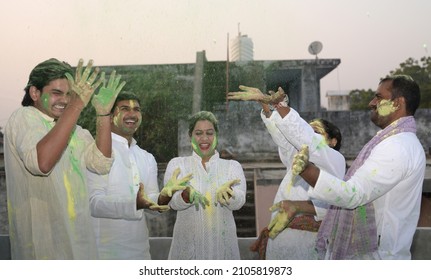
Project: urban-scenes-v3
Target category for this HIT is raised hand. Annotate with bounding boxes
[215,179,240,206]
[227,85,286,104]
[92,70,126,115]
[65,59,104,107]
[137,183,170,212]
[227,85,266,102]
[160,168,192,197]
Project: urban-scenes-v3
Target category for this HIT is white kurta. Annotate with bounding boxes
[263,109,346,260]
[4,106,112,259]
[309,132,425,259]
[87,133,160,259]
[166,152,246,260]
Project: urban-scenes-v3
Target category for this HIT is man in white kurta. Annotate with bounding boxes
[5,58,117,259]
[309,129,425,259]
[263,108,345,259]
[166,151,246,259]
[297,75,425,259]
[87,133,160,259]
[86,92,172,260]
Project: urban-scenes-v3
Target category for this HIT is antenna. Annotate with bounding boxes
[308,41,323,59]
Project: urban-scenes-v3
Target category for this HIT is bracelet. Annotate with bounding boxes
[96,113,111,117]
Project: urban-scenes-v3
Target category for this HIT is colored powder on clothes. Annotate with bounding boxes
[357,205,368,223]
[68,131,85,185]
[63,174,76,221]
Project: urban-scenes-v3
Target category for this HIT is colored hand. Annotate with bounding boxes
[65,59,104,107]
[227,85,266,102]
[268,201,296,239]
[215,179,240,206]
[137,183,170,212]
[292,145,309,176]
[187,187,210,209]
[227,85,286,104]
[269,87,289,110]
[92,70,126,115]
[160,168,192,197]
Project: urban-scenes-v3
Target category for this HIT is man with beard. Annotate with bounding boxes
[87,91,191,259]
[293,75,425,259]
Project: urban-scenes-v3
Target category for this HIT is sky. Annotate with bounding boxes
[1,0,430,130]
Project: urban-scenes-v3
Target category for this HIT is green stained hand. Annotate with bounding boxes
[215,179,240,206]
[92,70,126,115]
[268,201,294,239]
[65,59,104,107]
[160,168,192,197]
[187,187,210,209]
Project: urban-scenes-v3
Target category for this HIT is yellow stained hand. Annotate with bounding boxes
[215,179,240,206]
[160,168,192,197]
[227,85,266,102]
[292,145,309,176]
[268,202,294,239]
[137,183,170,212]
[92,70,126,115]
[227,85,286,105]
[65,59,104,107]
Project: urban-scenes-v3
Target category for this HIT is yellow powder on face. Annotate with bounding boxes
[377,99,397,116]
[113,108,121,127]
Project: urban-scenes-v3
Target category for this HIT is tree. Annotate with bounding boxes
[77,67,194,162]
[349,89,374,110]
[389,56,431,108]
[349,56,431,110]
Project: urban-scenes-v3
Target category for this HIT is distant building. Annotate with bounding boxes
[230,32,254,62]
[326,90,350,111]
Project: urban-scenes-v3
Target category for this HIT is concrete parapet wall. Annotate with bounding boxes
[179,106,431,160]
[1,230,430,260]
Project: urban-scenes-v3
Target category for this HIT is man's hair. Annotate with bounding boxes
[188,111,219,137]
[380,75,421,115]
[111,91,141,113]
[22,58,73,106]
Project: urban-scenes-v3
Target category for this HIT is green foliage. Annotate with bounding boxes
[348,56,431,110]
[78,67,194,162]
[349,89,374,110]
[389,56,431,108]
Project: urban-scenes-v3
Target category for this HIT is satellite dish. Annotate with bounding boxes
[308,41,323,56]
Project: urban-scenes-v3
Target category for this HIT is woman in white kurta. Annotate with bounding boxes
[165,111,246,260]
[226,85,345,259]
[263,108,345,259]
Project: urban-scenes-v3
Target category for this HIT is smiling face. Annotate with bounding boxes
[191,120,218,161]
[111,99,142,142]
[31,78,70,119]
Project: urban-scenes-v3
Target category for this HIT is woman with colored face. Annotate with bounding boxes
[163,111,247,260]
[227,85,346,260]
